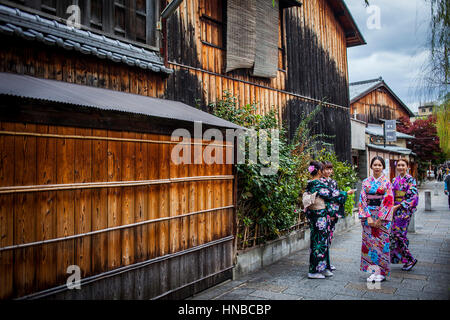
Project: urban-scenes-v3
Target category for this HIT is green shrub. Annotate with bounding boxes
[210,92,356,248]
[316,149,358,216]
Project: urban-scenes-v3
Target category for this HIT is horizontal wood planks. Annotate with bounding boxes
[350,89,411,123]
[0,123,234,299]
[165,0,350,130]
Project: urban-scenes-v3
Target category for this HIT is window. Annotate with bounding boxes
[199,0,286,74]
[199,0,224,50]
[278,9,286,71]
[8,0,159,48]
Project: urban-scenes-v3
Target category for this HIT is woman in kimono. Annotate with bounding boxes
[319,161,343,271]
[359,156,394,282]
[305,161,355,279]
[390,159,418,271]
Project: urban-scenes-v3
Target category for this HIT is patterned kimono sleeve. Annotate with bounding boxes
[400,177,418,213]
[331,179,338,190]
[317,184,347,205]
[378,180,394,221]
[358,180,370,219]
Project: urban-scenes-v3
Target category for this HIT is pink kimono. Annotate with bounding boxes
[358,175,394,276]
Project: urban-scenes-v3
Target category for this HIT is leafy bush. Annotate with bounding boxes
[316,149,358,216]
[210,92,356,248]
[209,92,303,246]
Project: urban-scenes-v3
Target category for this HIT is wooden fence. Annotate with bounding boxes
[0,121,235,299]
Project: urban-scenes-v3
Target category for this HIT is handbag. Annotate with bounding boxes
[302,191,325,210]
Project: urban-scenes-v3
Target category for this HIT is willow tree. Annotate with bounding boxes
[416,0,449,101]
[435,95,450,157]
[428,0,449,97]
[427,0,449,157]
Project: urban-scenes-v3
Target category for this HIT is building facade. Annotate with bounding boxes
[349,77,417,181]
[0,0,365,299]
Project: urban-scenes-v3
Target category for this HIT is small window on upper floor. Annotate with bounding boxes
[8,0,159,48]
[198,0,287,75]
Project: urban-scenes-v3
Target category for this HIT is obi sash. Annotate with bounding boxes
[394,190,406,203]
[367,194,383,207]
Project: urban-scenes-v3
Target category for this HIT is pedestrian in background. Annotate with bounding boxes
[320,161,343,272]
[358,156,394,282]
[437,167,443,182]
[390,159,418,271]
[445,172,450,210]
[303,161,354,279]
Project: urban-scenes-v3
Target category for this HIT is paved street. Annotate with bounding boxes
[189,181,450,300]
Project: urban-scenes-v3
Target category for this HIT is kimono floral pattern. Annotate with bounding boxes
[306,179,347,273]
[320,177,343,245]
[358,175,394,276]
[390,174,418,264]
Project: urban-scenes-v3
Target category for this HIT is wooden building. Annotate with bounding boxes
[349,77,415,124]
[0,0,365,299]
[349,77,417,180]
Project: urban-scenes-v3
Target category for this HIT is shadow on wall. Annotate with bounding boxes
[284,9,349,107]
[164,13,206,111]
[282,98,352,163]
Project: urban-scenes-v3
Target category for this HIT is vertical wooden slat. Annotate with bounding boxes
[74,127,92,278]
[169,138,180,255]
[107,130,122,270]
[205,138,213,243]
[0,122,15,299]
[147,133,159,260]
[180,163,189,251]
[188,137,198,249]
[134,132,148,263]
[121,131,136,266]
[196,136,206,247]
[14,123,37,297]
[56,126,75,287]
[35,124,57,292]
[159,134,170,258]
[91,129,108,275]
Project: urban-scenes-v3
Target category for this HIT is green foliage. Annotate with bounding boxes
[210,91,302,243]
[435,94,450,157]
[210,92,357,247]
[316,149,358,216]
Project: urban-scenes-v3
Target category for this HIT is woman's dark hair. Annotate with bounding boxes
[309,161,323,176]
[397,158,409,166]
[322,161,333,169]
[370,156,386,169]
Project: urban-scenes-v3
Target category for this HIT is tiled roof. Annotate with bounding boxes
[349,77,383,102]
[349,77,415,117]
[0,4,172,74]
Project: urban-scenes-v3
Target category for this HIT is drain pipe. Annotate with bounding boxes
[158,0,184,67]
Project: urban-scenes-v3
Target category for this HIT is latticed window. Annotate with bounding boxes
[8,0,159,47]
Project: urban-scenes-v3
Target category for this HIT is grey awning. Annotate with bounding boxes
[0,72,243,130]
[365,124,415,139]
[368,143,414,155]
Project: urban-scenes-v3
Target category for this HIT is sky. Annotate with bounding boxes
[344,0,433,112]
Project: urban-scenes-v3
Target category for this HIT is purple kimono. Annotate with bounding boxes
[390,174,418,264]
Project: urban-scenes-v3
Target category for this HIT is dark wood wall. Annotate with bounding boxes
[0,0,353,161]
[163,0,352,161]
[350,88,411,124]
